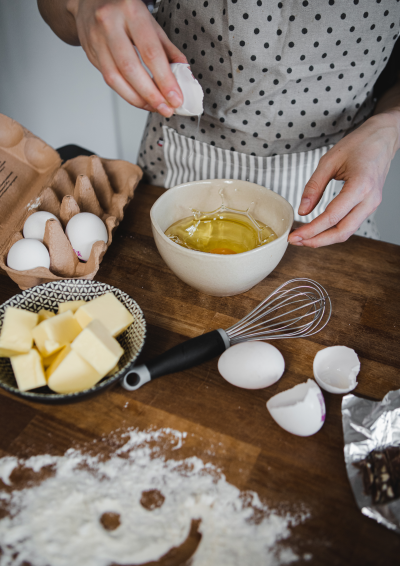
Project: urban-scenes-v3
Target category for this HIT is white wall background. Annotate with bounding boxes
[0,0,399,245]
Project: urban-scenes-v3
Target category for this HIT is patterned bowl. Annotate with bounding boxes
[0,280,146,404]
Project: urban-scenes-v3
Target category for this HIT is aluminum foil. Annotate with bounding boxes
[342,389,400,534]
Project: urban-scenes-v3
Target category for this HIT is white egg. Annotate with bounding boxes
[65,213,108,262]
[313,346,360,394]
[170,63,204,117]
[7,239,50,271]
[218,341,285,389]
[23,211,60,242]
[267,379,326,437]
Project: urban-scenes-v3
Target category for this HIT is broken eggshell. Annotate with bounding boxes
[267,379,326,437]
[170,63,204,117]
[313,345,360,394]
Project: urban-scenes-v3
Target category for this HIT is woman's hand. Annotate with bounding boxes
[66,0,187,116]
[288,110,400,248]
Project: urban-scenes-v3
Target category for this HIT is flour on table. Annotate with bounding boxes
[0,427,310,566]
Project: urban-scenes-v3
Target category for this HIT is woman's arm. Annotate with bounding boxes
[37,0,187,117]
[38,0,80,45]
[289,73,400,248]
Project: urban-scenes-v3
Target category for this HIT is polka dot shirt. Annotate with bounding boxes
[148,0,400,157]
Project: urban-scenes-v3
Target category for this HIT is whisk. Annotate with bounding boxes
[122,278,332,391]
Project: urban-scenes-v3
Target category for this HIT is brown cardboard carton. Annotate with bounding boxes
[0,114,142,290]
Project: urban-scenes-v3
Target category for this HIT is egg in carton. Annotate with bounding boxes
[0,113,142,290]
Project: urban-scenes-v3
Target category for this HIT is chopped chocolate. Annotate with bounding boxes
[354,446,400,505]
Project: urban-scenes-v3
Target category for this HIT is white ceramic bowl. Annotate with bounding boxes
[150,179,294,296]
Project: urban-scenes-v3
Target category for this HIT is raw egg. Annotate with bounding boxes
[7,239,50,271]
[267,379,326,436]
[170,63,204,117]
[23,211,60,243]
[218,341,285,389]
[65,212,108,262]
[313,346,360,394]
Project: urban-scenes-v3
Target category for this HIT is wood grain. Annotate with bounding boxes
[1,182,400,565]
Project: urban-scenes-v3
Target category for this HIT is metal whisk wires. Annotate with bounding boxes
[226,278,331,344]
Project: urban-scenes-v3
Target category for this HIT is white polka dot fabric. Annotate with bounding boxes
[138,0,400,239]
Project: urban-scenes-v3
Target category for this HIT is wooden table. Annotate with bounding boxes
[1,182,400,565]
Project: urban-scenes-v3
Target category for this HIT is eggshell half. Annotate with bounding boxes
[23,211,60,243]
[267,379,326,437]
[170,63,204,116]
[313,346,360,394]
[7,239,50,271]
[218,341,285,389]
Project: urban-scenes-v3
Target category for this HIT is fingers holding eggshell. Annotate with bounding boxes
[267,380,326,437]
[170,64,204,117]
[218,341,285,389]
[126,17,185,111]
[92,37,154,111]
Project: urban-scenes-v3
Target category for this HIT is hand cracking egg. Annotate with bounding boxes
[65,212,108,262]
[218,341,285,389]
[170,63,204,117]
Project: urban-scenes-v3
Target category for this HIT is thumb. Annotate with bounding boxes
[299,153,338,216]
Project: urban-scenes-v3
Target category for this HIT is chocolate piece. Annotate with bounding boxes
[355,446,400,505]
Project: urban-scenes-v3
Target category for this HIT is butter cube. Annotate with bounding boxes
[42,348,61,369]
[74,293,133,337]
[71,319,124,377]
[33,310,82,357]
[0,307,38,357]
[46,345,102,394]
[11,348,46,391]
[58,300,86,314]
[38,309,55,323]
[106,363,119,377]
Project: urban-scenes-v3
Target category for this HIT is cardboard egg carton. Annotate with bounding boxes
[0,114,142,290]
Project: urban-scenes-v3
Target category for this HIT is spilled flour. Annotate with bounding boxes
[0,428,309,566]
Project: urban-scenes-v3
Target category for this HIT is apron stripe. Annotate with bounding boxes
[194,139,201,181]
[164,127,173,188]
[256,156,263,186]
[161,125,341,222]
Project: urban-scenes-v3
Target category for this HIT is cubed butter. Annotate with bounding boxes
[0,307,38,357]
[74,293,133,337]
[11,348,46,391]
[45,344,71,377]
[71,319,124,377]
[42,348,61,369]
[38,309,55,323]
[106,363,119,377]
[58,300,86,314]
[46,345,102,394]
[33,310,82,357]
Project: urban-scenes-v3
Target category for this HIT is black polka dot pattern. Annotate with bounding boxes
[139,0,400,161]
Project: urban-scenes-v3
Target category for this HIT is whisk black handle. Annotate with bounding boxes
[121,329,230,391]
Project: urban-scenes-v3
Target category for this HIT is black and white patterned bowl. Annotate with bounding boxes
[0,280,146,404]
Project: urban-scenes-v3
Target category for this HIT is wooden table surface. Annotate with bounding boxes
[1,182,400,565]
